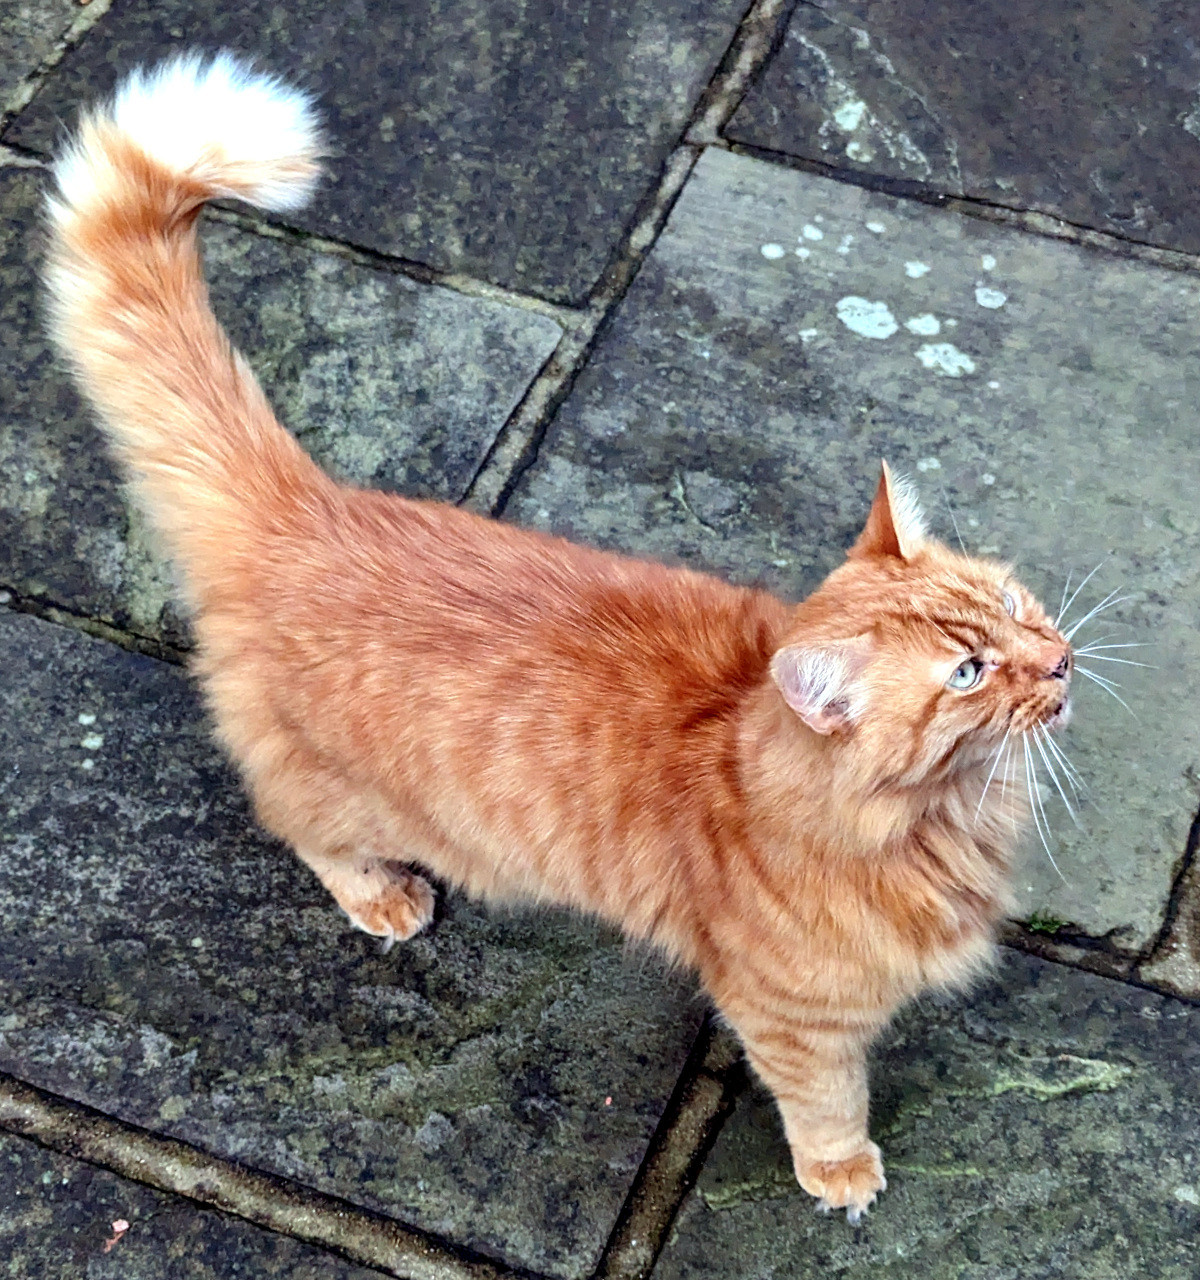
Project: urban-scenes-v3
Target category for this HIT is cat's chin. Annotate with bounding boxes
[1043,697,1072,731]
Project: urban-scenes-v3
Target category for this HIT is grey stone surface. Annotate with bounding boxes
[507,147,1200,949]
[0,607,704,1278]
[0,0,78,119]
[654,952,1200,1280]
[0,167,561,646]
[5,0,749,303]
[0,1128,383,1280]
[728,0,1200,256]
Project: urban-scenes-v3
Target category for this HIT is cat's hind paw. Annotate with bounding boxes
[796,1142,886,1222]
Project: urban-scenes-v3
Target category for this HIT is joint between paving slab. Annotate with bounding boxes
[0,141,45,170]
[0,1069,546,1280]
[685,0,800,147]
[204,206,578,326]
[998,921,1138,984]
[1130,800,1200,999]
[0,0,116,136]
[1141,800,1200,961]
[0,584,188,666]
[463,0,803,516]
[589,1019,744,1280]
[719,138,1200,275]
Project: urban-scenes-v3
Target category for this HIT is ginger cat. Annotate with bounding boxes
[44,54,1073,1220]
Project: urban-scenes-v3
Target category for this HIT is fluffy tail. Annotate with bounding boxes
[44,52,330,611]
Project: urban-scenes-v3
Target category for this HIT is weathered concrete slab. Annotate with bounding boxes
[0,0,78,119]
[0,1128,382,1280]
[4,0,748,303]
[654,952,1200,1280]
[0,608,703,1278]
[0,167,561,646]
[728,0,1200,257]
[507,147,1200,949]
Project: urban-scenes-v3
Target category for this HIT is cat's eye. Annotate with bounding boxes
[1002,591,1016,618]
[947,658,985,690]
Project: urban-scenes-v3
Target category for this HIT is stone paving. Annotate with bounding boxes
[1,1,1199,1276]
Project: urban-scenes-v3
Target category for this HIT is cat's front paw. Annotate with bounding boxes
[342,866,436,951]
[795,1141,886,1223]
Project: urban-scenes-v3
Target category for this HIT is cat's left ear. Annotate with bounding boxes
[848,461,926,561]
[770,639,873,735]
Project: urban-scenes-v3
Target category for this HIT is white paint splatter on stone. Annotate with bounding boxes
[833,100,867,131]
[981,473,996,485]
[799,329,820,342]
[795,246,811,259]
[915,343,976,376]
[981,254,997,271]
[975,285,1007,308]
[846,140,874,162]
[837,234,855,255]
[836,297,899,339]
[81,733,104,750]
[802,224,825,241]
[916,457,941,472]
[905,261,930,278]
[987,380,1000,390]
[760,243,785,260]
[904,313,941,335]
[866,221,886,234]
[78,712,97,726]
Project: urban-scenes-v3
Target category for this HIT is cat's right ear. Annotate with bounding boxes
[770,641,872,735]
[848,461,926,561]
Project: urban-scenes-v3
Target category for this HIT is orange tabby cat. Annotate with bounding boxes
[44,54,1072,1219]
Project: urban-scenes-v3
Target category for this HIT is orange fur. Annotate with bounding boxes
[44,58,1074,1220]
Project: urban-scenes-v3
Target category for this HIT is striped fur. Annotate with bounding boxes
[44,54,1073,1220]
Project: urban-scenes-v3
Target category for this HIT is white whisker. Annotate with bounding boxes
[975,728,1011,825]
[1033,729,1081,828]
[1055,570,1072,629]
[1040,728,1087,796]
[1071,653,1154,668]
[940,485,967,554]
[1073,642,1147,653]
[1064,592,1134,641]
[1056,560,1105,629]
[1076,665,1137,717]
[1023,736,1066,881]
[1002,745,1019,833]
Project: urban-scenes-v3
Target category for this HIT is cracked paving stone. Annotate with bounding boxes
[3,0,749,304]
[653,952,1200,1280]
[0,608,705,1279]
[0,166,561,647]
[506,147,1200,950]
[0,1129,384,1280]
[0,0,79,120]
[728,0,1200,257]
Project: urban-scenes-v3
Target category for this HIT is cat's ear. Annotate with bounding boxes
[849,461,926,561]
[770,639,872,735]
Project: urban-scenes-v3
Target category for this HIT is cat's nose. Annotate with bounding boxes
[1047,649,1071,680]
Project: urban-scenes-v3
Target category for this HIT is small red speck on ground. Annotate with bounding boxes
[605,1096,613,1106]
[102,1219,130,1252]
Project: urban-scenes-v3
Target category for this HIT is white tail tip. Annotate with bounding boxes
[53,50,324,214]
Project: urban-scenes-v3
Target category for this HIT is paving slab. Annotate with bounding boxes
[0,0,78,120]
[653,952,1200,1280]
[506,146,1200,950]
[0,167,561,647]
[0,607,705,1279]
[4,0,749,303]
[0,1128,384,1280]
[727,0,1200,256]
